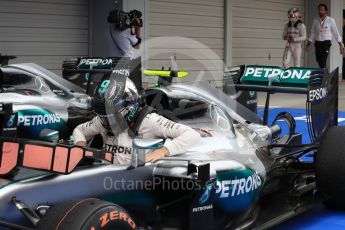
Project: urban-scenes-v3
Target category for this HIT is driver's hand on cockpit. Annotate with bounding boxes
[146,147,170,163]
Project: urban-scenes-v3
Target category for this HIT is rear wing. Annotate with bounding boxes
[228,65,338,142]
[62,57,142,96]
[240,65,318,88]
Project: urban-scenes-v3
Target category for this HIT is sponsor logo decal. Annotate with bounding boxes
[79,58,113,66]
[192,204,213,213]
[215,169,263,213]
[241,66,317,87]
[309,87,327,102]
[4,114,17,132]
[35,76,51,94]
[199,184,213,205]
[243,67,312,80]
[192,182,215,213]
[244,67,283,79]
[215,172,262,198]
[18,113,61,126]
[97,211,136,229]
[112,69,130,77]
[246,99,258,105]
[105,144,132,155]
[52,89,66,96]
[6,114,15,127]
[1,87,15,92]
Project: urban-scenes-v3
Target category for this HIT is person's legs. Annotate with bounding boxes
[315,41,322,67]
[292,43,302,67]
[283,46,292,69]
[315,41,331,68]
[321,41,331,68]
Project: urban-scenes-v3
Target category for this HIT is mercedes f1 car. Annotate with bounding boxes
[0,58,343,230]
[0,61,93,141]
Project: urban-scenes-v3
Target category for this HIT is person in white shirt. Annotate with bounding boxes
[306,3,344,68]
[282,7,306,68]
[72,78,201,165]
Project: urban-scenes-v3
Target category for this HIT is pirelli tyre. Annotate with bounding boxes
[36,198,137,230]
[316,126,345,209]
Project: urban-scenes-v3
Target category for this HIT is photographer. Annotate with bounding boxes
[107,9,143,58]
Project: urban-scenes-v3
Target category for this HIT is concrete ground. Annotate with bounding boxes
[257,80,345,110]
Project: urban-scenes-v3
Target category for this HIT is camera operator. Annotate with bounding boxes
[107,9,143,58]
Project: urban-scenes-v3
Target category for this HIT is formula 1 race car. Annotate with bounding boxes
[0,61,93,141]
[0,59,343,230]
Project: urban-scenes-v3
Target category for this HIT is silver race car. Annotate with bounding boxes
[0,59,343,230]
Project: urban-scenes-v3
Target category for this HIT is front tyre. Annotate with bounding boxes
[36,198,137,230]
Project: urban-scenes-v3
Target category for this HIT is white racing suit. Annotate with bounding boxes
[72,112,200,165]
[282,21,306,68]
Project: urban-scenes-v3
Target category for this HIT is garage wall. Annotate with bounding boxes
[90,0,122,57]
[232,0,305,67]
[148,0,225,86]
[0,0,89,74]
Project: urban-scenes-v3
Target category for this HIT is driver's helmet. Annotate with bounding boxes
[288,7,300,23]
[92,78,140,132]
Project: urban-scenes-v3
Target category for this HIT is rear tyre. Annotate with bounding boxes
[316,126,345,209]
[36,198,137,230]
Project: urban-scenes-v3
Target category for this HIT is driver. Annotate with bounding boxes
[72,78,200,165]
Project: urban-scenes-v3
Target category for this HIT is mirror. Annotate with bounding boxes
[209,104,231,131]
